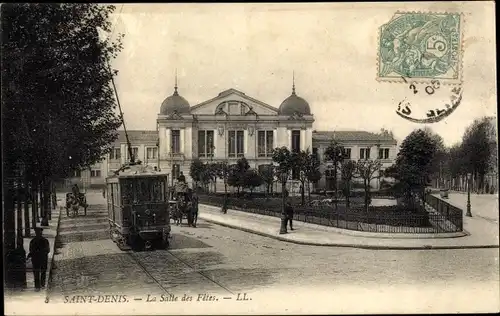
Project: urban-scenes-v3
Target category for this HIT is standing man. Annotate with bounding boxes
[27,227,50,291]
[191,190,199,228]
[72,184,80,197]
[285,201,294,230]
[178,171,186,183]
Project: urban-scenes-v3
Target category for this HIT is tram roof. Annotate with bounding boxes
[106,163,169,181]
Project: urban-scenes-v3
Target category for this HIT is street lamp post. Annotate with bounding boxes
[376,143,381,190]
[279,172,288,234]
[334,150,343,210]
[211,145,215,193]
[466,172,472,217]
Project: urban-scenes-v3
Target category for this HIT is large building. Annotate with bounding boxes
[69,82,398,192]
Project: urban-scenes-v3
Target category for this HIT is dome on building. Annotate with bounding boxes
[278,75,311,115]
[159,77,190,115]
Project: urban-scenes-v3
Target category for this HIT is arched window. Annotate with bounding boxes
[215,103,226,115]
[216,101,250,115]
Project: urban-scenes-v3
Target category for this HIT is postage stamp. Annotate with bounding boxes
[378,12,463,84]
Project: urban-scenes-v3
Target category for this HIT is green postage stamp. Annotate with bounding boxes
[378,12,462,84]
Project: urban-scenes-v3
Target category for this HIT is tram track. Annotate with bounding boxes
[126,251,176,296]
[89,203,233,296]
[165,249,234,295]
[126,241,234,296]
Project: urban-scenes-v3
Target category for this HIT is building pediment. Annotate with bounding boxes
[190,88,279,116]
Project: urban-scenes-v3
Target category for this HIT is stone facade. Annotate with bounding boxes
[68,87,398,191]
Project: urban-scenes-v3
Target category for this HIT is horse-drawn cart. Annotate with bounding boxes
[169,182,197,227]
[65,192,88,217]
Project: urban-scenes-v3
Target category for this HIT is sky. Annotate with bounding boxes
[109,2,497,147]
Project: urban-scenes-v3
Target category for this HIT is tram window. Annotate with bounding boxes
[160,181,166,201]
[122,180,134,204]
[151,181,159,201]
[113,183,119,206]
[107,184,112,205]
[138,180,149,202]
[151,180,165,202]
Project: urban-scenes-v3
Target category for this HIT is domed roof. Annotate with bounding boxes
[278,86,311,115]
[160,85,190,115]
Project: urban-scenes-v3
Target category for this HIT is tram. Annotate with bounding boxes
[106,163,171,251]
[105,60,173,251]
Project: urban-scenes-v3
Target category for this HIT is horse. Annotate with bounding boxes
[171,201,183,226]
[65,192,87,217]
[172,199,193,226]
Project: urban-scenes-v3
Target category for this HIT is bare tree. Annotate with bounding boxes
[355,159,383,211]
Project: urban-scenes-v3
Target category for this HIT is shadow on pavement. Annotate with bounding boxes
[169,233,212,250]
[191,222,213,229]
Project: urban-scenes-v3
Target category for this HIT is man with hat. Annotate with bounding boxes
[27,227,50,291]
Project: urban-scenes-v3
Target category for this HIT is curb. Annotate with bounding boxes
[199,204,468,239]
[45,203,63,303]
[199,216,500,250]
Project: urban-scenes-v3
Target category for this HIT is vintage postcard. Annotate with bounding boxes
[3,2,498,315]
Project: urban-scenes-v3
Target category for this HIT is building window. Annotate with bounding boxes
[171,130,180,153]
[126,147,139,161]
[109,148,121,160]
[291,130,301,153]
[343,148,352,159]
[172,164,180,180]
[228,130,244,158]
[240,104,246,115]
[312,147,319,161]
[198,130,215,158]
[73,170,81,177]
[378,148,390,159]
[91,170,101,178]
[258,130,274,157]
[360,148,371,160]
[146,147,158,161]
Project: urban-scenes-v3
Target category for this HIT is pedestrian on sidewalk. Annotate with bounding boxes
[102,187,106,198]
[27,227,50,291]
[191,190,199,227]
[285,201,294,230]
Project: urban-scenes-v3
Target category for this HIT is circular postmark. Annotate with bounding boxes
[395,76,463,123]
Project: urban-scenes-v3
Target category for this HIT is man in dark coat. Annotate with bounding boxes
[27,227,50,290]
[177,171,186,183]
[72,184,80,197]
[285,201,294,230]
[191,191,199,228]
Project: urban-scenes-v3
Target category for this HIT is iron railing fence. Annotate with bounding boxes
[424,193,464,231]
[199,196,463,234]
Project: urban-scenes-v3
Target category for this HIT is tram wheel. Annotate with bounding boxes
[156,236,169,250]
[130,234,144,251]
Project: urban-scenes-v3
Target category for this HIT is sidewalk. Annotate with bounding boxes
[432,192,499,224]
[4,193,65,303]
[198,204,499,250]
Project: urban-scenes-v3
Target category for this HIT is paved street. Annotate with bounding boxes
[437,192,499,223]
[43,191,499,305]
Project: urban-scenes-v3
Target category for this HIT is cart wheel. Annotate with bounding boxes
[158,234,170,249]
